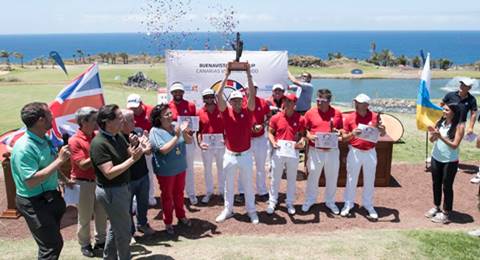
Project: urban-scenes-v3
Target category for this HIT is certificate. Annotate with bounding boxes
[202,134,225,149]
[315,132,338,149]
[64,184,80,206]
[177,116,199,131]
[357,124,379,143]
[277,140,297,159]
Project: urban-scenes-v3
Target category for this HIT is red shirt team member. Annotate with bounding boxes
[266,94,305,215]
[340,93,386,220]
[168,83,198,205]
[126,93,157,207]
[302,89,343,215]
[197,88,225,204]
[215,64,259,224]
[240,83,271,198]
[266,83,286,115]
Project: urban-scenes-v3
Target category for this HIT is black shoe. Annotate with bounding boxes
[93,242,105,251]
[81,245,94,257]
[235,194,245,204]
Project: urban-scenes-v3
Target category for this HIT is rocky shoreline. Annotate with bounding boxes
[334,98,417,114]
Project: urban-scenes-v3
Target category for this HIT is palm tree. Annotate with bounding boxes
[370,41,377,54]
[76,49,85,63]
[13,52,24,68]
[0,50,11,70]
[37,56,46,69]
[396,55,408,66]
[118,52,129,64]
[412,56,422,68]
[111,53,117,64]
[140,52,148,64]
[378,49,395,67]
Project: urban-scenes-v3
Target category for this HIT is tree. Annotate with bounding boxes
[0,50,11,70]
[111,53,117,64]
[412,56,422,68]
[76,49,85,63]
[327,52,344,61]
[38,56,46,69]
[118,52,129,64]
[13,52,24,68]
[378,49,396,67]
[140,52,148,64]
[370,41,376,54]
[367,52,381,66]
[396,55,408,66]
[438,58,453,70]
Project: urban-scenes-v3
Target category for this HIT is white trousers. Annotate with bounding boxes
[200,147,225,194]
[343,146,377,209]
[145,154,156,202]
[239,135,268,195]
[185,143,196,197]
[269,150,299,205]
[223,149,256,213]
[304,148,340,205]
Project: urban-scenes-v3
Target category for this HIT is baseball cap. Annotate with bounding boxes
[285,93,297,103]
[126,94,142,108]
[202,88,215,97]
[272,84,285,91]
[353,93,371,104]
[228,91,243,101]
[170,82,185,92]
[459,77,476,87]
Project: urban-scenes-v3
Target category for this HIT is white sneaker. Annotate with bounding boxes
[365,207,378,220]
[201,193,212,204]
[248,212,259,224]
[189,195,198,205]
[431,212,450,224]
[266,202,275,215]
[470,173,480,184]
[425,207,440,218]
[287,204,296,215]
[215,209,234,223]
[340,206,352,217]
[326,203,340,215]
[301,202,314,212]
[467,229,480,237]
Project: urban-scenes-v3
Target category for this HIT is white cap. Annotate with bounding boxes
[272,83,284,91]
[228,91,243,101]
[353,93,371,104]
[170,82,185,92]
[202,88,215,96]
[459,77,476,87]
[126,94,142,108]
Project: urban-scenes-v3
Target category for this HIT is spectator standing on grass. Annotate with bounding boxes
[11,102,71,260]
[90,104,144,260]
[68,107,107,257]
[425,103,464,224]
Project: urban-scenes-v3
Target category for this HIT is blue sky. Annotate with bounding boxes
[1,0,479,34]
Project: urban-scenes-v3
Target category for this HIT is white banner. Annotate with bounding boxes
[163,50,289,106]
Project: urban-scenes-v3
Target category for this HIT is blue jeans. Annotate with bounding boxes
[129,174,150,232]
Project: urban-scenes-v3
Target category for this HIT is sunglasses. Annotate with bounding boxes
[203,95,215,99]
[316,98,330,103]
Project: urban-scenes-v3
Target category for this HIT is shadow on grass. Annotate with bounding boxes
[134,218,219,247]
[135,254,175,260]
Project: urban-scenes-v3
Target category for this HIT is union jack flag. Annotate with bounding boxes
[0,63,105,154]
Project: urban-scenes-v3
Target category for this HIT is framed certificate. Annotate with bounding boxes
[277,140,297,158]
[315,132,338,149]
[357,124,379,143]
[177,116,199,131]
[202,133,225,149]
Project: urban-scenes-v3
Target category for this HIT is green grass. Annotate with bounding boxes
[0,229,478,259]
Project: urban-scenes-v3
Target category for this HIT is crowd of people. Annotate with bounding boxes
[9,63,480,259]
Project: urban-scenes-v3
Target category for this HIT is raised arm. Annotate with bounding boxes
[246,63,255,111]
[288,71,302,87]
[217,68,231,112]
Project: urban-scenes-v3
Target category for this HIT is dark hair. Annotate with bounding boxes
[21,102,48,128]
[150,104,170,128]
[97,104,119,130]
[317,89,332,100]
[435,103,462,140]
[302,72,312,78]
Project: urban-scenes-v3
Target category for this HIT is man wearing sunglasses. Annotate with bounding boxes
[302,89,343,215]
[197,88,225,204]
[288,71,314,115]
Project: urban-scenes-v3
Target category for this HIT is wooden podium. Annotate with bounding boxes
[1,152,21,219]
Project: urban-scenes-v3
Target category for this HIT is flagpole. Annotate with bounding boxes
[425,131,429,171]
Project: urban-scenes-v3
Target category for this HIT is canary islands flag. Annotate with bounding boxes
[416,53,443,131]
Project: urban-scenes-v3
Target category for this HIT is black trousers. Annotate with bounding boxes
[431,158,458,212]
[16,190,66,260]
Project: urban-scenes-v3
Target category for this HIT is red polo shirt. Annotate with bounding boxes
[169,99,196,120]
[134,103,153,131]
[221,106,253,152]
[269,111,305,142]
[343,110,378,150]
[198,105,224,134]
[304,106,343,147]
[69,130,95,180]
[243,96,270,137]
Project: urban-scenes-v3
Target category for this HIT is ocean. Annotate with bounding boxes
[1,31,479,64]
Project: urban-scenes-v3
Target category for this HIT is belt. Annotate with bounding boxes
[226,149,248,156]
[73,177,95,182]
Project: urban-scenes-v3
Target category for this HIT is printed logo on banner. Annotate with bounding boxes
[210,79,245,100]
